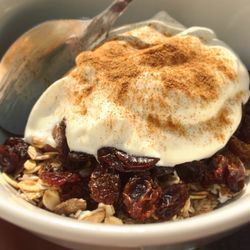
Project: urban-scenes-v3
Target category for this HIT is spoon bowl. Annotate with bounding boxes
[0,0,132,135]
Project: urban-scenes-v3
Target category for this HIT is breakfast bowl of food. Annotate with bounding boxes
[0,0,250,249]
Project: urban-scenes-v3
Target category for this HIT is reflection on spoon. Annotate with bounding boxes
[0,0,133,135]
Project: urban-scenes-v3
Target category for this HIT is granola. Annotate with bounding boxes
[0,126,249,224]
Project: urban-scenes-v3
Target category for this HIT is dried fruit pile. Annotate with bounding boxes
[1,105,250,223]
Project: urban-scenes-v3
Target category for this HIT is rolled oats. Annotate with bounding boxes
[98,203,115,217]
[19,174,39,181]
[24,160,37,171]
[190,191,208,200]
[191,194,219,215]
[180,198,191,218]
[78,208,105,223]
[42,189,61,211]
[20,191,44,202]
[18,179,46,192]
[31,137,46,148]
[35,152,58,161]
[28,146,42,160]
[104,216,123,225]
[54,198,87,215]
[28,146,58,161]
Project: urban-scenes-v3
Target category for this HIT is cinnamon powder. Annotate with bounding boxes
[67,25,238,138]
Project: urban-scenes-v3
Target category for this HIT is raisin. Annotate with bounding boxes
[245,99,250,116]
[89,166,120,205]
[203,155,228,185]
[155,183,188,220]
[227,136,250,163]
[52,120,69,162]
[60,181,85,201]
[151,166,174,178]
[175,161,207,183]
[40,171,81,187]
[66,151,98,171]
[204,153,246,192]
[98,147,159,172]
[0,145,19,174]
[123,175,161,221]
[174,151,246,193]
[150,166,175,187]
[238,114,250,144]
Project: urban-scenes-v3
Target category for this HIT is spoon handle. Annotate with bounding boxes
[80,0,133,49]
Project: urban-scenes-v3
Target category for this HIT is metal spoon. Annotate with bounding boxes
[0,0,133,135]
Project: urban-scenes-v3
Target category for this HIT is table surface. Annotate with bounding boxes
[0,219,249,250]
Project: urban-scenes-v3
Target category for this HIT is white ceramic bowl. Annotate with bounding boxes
[0,0,250,249]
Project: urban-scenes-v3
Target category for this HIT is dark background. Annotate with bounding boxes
[0,219,249,250]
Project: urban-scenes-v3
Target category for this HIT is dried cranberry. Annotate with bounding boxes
[175,161,207,183]
[123,175,161,221]
[98,147,159,172]
[66,151,97,171]
[52,120,69,162]
[40,171,81,187]
[227,136,250,163]
[89,166,120,205]
[155,183,188,220]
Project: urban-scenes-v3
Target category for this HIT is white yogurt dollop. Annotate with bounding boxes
[25,20,250,167]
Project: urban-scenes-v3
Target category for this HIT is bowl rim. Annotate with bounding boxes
[0,183,250,247]
[0,9,250,248]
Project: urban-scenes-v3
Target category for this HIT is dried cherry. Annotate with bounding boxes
[98,147,159,172]
[89,166,120,205]
[155,183,188,220]
[123,175,161,221]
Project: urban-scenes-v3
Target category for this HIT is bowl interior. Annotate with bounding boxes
[0,0,250,66]
[0,0,250,248]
